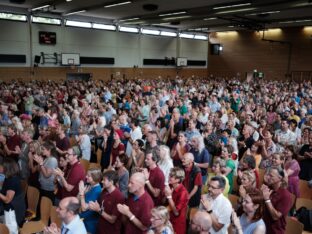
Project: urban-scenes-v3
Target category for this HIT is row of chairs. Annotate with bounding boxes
[20,186,61,234]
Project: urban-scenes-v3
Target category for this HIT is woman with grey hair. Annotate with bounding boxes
[190,135,211,183]
[158,145,174,184]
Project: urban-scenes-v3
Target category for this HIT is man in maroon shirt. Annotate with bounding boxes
[0,125,22,161]
[143,151,165,206]
[89,170,125,234]
[55,125,70,156]
[55,146,86,200]
[182,152,202,208]
[165,167,189,234]
[261,166,292,234]
[117,172,154,234]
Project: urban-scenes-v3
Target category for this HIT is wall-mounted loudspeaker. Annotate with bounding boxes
[34,55,41,64]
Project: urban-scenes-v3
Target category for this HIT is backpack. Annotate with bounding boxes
[296,206,312,232]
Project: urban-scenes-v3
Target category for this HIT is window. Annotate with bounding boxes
[32,16,61,25]
[0,12,27,22]
[65,20,91,28]
[92,23,116,31]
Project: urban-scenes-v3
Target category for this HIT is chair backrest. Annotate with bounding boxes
[40,196,53,225]
[189,208,198,221]
[80,159,90,173]
[285,216,304,234]
[27,186,40,213]
[96,149,102,164]
[50,206,62,228]
[258,169,265,186]
[299,180,312,199]
[296,198,312,210]
[289,193,296,209]
[232,175,238,193]
[228,194,239,210]
[0,223,9,234]
[20,179,28,197]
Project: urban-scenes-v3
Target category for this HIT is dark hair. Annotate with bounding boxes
[2,158,20,178]
[118,153,128,165]
[157,117,166,129]
[242,155,256,169]
[135,139,145,149]
[103,170,119,185]
[146,150,159,163]
[210,175,226,189]
[131,118,140,127]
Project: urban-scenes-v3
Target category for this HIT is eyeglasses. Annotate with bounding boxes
[208,184,220,190]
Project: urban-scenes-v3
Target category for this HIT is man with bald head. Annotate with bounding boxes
[117,172,154,234]
[191,210,212,234]
[182,152,202,208]
[44,196,87,234]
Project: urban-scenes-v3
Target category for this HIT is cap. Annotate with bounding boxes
[20,114,32,121]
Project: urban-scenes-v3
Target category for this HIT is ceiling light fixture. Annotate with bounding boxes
[204,17,216,20]
[213,2,251,10]
[160,31,177,37]
[162,15,191,21]
[141,28,160,35]
[119,17,140,22]
[159,11,186,17]
[179,33,194,39]
[247,10,280,16]
[104,1,131,8]
[119,26,139,33]
[66,0,72,2]
[31,4,50,11]
[64,10,86,16]
[216,8,256,14]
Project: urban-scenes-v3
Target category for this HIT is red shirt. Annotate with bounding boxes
[111,143,125,165]
[6,134,22,159]
[263,187,292,234]
[97,188,125,234]
[125,192,154,234]
[170,184,189,234]
[147,166,165,206]
[182,165,202,191]
[60,161,85,198]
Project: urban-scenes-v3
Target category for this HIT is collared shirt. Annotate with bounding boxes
[62,215,87,234]
[200,193,232,234]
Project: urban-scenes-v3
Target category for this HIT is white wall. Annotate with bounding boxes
[0,20,208,68]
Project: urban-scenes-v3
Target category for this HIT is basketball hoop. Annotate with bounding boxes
[68,59,75,70]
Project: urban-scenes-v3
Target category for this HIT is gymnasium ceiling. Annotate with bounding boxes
[1,0,312,33]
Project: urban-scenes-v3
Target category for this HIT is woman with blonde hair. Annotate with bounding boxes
[158,145,174,184]
[148,206,174,234]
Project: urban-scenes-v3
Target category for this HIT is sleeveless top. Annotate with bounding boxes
[239,214,266,234]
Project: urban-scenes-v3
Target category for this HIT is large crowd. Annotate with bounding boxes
[0,76,311,234]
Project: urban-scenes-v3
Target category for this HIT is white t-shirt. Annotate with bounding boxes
[126,127,142,157]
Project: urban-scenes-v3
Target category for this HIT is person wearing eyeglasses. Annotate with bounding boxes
[190,210,212,234]
[147,206,174,234]
[54,146,85,201]
[200,175,232,234]
[44,196,87,234]
[261,166,292,234]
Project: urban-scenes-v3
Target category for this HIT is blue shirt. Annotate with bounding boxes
[79,184,102,234]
